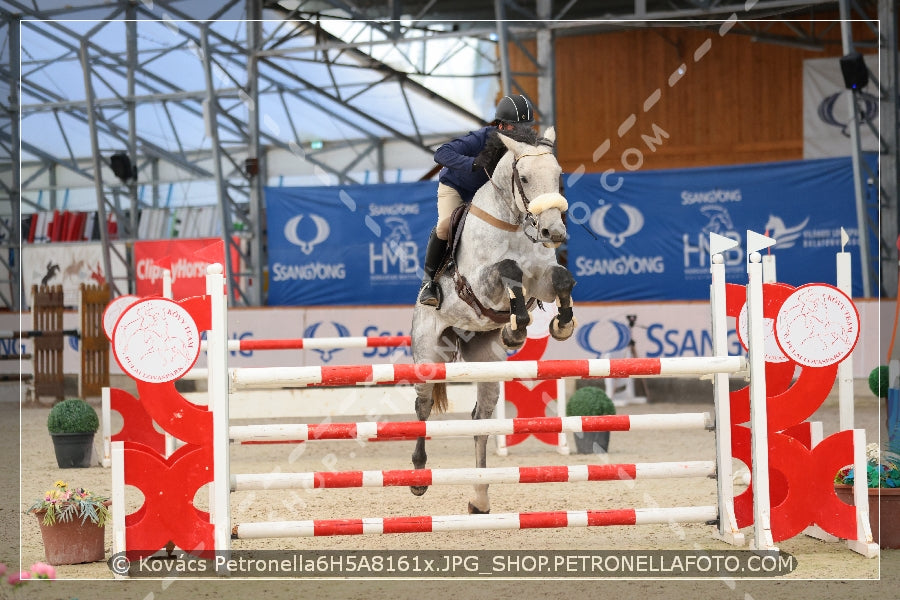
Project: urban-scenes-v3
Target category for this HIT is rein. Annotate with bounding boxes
[450,137,556,323]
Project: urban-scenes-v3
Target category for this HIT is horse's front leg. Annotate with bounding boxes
[469,380,499,514]
[494,259,530,350]
[548,265,577,341]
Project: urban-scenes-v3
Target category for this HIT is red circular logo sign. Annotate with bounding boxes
[735,304,790,364]
[774,284,859,367]
[102,295,140,341]
[112,298,201,383]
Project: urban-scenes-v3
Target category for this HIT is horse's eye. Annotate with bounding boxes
[520,176,528,184]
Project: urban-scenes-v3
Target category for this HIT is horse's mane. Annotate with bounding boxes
[475,125,543,176]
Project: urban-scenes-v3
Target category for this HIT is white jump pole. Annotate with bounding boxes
[746,231,776,551]
[836,227,854,431]
[708,232,744,546]
[207,264,231,554]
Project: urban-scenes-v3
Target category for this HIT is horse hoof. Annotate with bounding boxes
[549,316,576,341]
[468,502,490,515]
[410,485,429,496]
[500,325,526,350]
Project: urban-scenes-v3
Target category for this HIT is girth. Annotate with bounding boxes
[454,271,537,324]
[436,203,538,324]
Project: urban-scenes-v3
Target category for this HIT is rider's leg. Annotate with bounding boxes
[418,184,461,308]
[418,227,447,307]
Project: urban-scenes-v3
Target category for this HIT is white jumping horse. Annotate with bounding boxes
[410,126,577,514]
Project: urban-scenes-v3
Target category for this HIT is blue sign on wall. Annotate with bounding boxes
[266,182,437,306]
[564,156,869,301]
[266,157,874,306]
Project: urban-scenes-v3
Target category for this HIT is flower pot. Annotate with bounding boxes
[834,484,900,549]
[573,431,610,454]
[50,432,95,468]
[33,511,106,565]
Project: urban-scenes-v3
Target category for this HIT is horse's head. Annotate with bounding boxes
[495,127,568,248]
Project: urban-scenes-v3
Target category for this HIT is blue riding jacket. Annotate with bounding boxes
[434,125,494,202]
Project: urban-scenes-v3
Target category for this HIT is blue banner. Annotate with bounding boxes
[266,182,437,306]
[266,157,876,306]
[564,156,873,300]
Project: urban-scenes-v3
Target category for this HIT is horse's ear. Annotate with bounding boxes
[542,126,556,145]
[497,132,520,154]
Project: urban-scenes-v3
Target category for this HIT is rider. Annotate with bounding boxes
[418,94,535,308]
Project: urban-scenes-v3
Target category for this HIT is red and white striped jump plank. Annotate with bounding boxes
[228,412,710,443]
[201,336,410,352]
[231,460,715,491]
[233,505,718,538]
[229,356,747,390]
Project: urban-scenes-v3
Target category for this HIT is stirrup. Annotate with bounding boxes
[418,280,442,308]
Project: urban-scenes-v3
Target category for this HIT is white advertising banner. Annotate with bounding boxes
[803,54,879,159]
[22,242,128,309]
[2,300,887,382]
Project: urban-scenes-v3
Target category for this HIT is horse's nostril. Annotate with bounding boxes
[541,228,551,239]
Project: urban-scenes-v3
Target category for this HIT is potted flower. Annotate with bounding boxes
[833,366,900,548]
[28,480,110,565]
[47,398,99,468]
[566,386,616,454]
[2,560,56,596]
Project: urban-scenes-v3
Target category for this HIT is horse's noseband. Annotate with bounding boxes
[511,151,568,245]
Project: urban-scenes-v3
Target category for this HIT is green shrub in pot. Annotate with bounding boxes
[566,386,615,453]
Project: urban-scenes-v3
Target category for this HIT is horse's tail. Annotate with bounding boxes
[433,382,449,415]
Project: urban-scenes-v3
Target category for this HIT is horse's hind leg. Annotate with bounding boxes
[548,265,577,341]
[461,331,505,514]
[410,382,434,496]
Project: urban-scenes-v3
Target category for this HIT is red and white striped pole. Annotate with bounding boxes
[228,412,710,443]
[231,460,715,491]
[233,505,719,538]
[229,356,747,390]
[200,336,411,352]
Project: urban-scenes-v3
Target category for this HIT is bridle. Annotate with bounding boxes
[480,137,567,245]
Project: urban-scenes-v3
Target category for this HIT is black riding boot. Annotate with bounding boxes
[418,228,448,308]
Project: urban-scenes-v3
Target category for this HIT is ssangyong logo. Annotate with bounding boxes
[283,213,330,255]
[589,203,644,247]
[304,321,350,363]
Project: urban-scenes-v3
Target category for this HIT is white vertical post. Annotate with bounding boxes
[162,267,176,456]
[709,233,743,546]
[207,264,231,554]
[101,387,112,468]
[111,440,126,570]
[847,429,879,557]
[162,268,172,299]
[495,384,508,456]
[836,237,854,431]
[746,231,776,551]
[762,254,777,283]
[556,378,570,455]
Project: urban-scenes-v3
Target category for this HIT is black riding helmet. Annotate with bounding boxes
[494,94,534,124]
